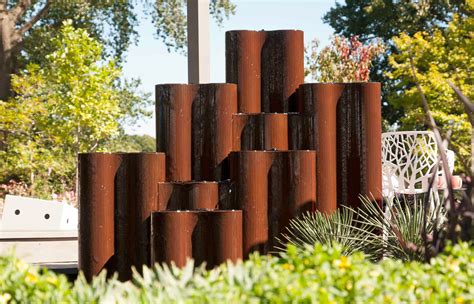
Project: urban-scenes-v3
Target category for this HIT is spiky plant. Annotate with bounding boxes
[278,208,375,259]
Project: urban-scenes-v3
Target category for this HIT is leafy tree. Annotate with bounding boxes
[104,134,156,153]
[322,0,468,125]
[387,12,473,171]
[0,22,140,197]
[0,0,236,99]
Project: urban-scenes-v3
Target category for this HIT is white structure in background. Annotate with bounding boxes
[381,131,458,200]
[0,195,78,267]
[187,0,210,83]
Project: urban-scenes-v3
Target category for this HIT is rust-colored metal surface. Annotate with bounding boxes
[200,210,243,268]
[287,113,314,150]
[157,181,220,210]
[156,84,198,181]
[261,30,304,112]
[299,83,342,214]
[192,84,237,180]
[230,151,273,257]
[114,153,166,280]
[226,30,265,113]
[151,211,198,268]
[336,83,382,208]
[78,153,122,281]
[232,113,288,151]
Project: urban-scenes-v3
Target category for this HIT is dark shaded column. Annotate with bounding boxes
[200,210,243,268]
[287,113,314,150]
[78,153,122,281]
[299,83,343,214]
[261,30,304,112]
[156,84,198,181]
[157,181,220,210]
[114,153,166,280]
[336,83,382,208]
[151,211,199,268]
[230,151,274,257]
[287,151,317,217]
[232,113,288,151]
[192,84,237,181]
[226,30,265,113]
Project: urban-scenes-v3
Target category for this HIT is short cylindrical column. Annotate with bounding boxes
[157,181,219,210]
[192,84,237,180]
[114,153,166,280]
[201,210,243,268]
[336,83,382,208]
[230,151,273,257]
[232,113,288,151]
[287,151,317,217]
[261,30,304,112]
[151,211,198,268]
[78,153,121,281]
[226,30,265,113]
[156,84,198,181]
[299,83,342,214]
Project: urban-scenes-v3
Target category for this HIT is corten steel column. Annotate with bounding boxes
[230,151,274,257]
[232,113,288,151]
[78,153,121,281]
[200,210,243,268]
[287,113,314,150]
[336,83,382,208]
[151,211,199,268]
[299,83,343,214]
[192,84,237,181]
[226,30,265,113]
[157,181,219,210]
[156,84,198,181]
[114,153,166,281]
[261,30,304,112]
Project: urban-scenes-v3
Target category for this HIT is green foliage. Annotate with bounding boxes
[1,243,473,302]
[387,13,474,172]
[0,22,149,198]
[104,134,156,153]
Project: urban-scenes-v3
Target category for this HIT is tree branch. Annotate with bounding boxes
[17,0,52,36]
[10,0,33,22]
[0,0,7,13]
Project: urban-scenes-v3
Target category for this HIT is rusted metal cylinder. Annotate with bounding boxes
[156,84,198,181]
[200,210,243,268]
[226,30,265,113]
[299,83,342,214]
[261,30,304,112]
[232,113,288,151]
[114,153,166,280]
[192,84,237,181]
[157,181,220,210]
[336,83,382,208]
[287,113,314,150]
[151,211,198,268]
[230,151,273,257]
[78,153,122,281]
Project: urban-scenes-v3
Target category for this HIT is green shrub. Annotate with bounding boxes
[1,243,473,303]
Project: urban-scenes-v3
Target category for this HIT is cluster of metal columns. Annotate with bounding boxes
[78,29,382,281]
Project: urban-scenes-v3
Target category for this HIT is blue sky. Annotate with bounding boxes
[123,0,338,136]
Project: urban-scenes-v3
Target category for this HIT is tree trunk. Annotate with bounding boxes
[0,12,17,100]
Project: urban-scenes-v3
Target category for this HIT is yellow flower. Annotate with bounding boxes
[333,256,351,270]
[0,293,12,304]
[25,271,38,284]
[282,263,294,271]
[46,276,59,286]
[455,297,464,304]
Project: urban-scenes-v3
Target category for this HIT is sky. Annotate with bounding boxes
[122,0,338,136]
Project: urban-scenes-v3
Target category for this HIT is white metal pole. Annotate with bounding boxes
[187,0,210,84]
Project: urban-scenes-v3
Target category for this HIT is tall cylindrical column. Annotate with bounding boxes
[232,113,288,151]
[78,153,121,281]
[151,211,198,268]
[336,83,382,208]
[299,83,342,213]
[192,84,237,180]
[156,84,198,181]
[287,113,314,150]
[114,153,166,280]
[261,30,304,112]
[157,181,219,210]
[226,30,265,113]
[230,151,274,257]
